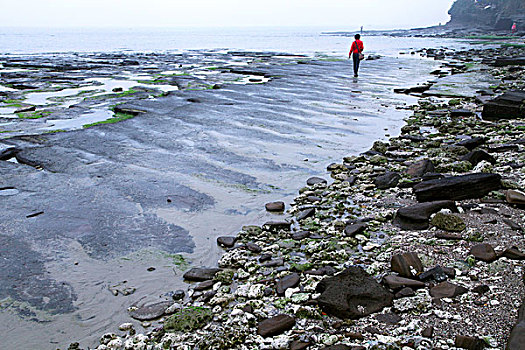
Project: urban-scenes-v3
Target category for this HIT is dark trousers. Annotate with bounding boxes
[352,53,360,75]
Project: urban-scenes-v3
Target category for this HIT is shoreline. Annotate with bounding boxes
[74,44,525,349]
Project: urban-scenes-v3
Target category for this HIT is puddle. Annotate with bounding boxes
[0,107,18,114]
[0,187,19,196]
[0,85,17,92]
[45,109,114,131]
[235,75,271,84]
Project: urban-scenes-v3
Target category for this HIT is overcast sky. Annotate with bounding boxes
[0,0,456,30]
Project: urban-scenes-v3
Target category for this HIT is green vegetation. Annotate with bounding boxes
[82,112,135,128]
[502,43,525,48]
[465,35,515,40]
[44,129,67,134]
[17,111,52,119]
[164,307,212,331]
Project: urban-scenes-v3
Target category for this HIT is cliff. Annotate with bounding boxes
[448,0,525,31]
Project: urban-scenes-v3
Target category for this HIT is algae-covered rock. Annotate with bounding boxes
[164,307,213,332]
[214,269,235,284]
[431,212,466,232]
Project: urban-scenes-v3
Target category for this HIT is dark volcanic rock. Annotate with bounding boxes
[430,282,468,299]
[129,301,172,321]
[391,252,424,278]
[413,173,502,202]
[307,177,327,186]
[291,231,311,240]
[257,314,295,337]
[276,273,301,296]
[418,266,448,283]
[316,267,394,319]
[263,221,291,231]
[183,267,221,282]
[344,223,367,237]
[470,243,498,263]
[265,201,285,212]
[217,236,236,248]
[305,266,337,276]
[406,159,435,178]
[394,201,458,230]
[450,109,474,117]
[461,149,496,166]
[374,172,401,190]
[482,90,525,120]
[455,335,487,350]
[456,137,487,150]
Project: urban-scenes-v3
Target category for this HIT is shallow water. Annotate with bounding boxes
[0,34,479,349]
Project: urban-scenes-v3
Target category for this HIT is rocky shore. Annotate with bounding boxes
[61,43,525,349]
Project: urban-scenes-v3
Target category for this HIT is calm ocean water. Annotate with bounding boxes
[0,26,471,56]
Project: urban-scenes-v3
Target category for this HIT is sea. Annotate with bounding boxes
[0,27,476,350]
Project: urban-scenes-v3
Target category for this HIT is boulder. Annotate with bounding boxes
[470,243,498,263]
[430,212,466,232]
[257,314,295,337]
[183,267,222,282]
[482,90,525,120]
[461,149,496,166]
[316,267,393,319]
[265,201,285,212]
[217,236,236,248]
[391,252,424,278]
[507,300,525,350]
[406,159,435,178]
[413,173,502,202]
[374,172,401,189]
[394,200,458,230]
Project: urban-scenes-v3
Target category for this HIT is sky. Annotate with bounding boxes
[0,0,456,30]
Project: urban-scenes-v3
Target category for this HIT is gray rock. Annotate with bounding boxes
[344,223,367,237]
[383,275,425,290]
[194,280,214,291]
[503,218,523,231]
[507,190,525,205]
[461,149,496,166]
[292,231,311,240]
[244,242,262,253]
[129,301,172,321]
[263,221,292,231]
[257,314,296,337]
[395,287,415,299]
[456,137,487,150]
[374,172,401,190]
[297,208,315,221]
[276,273,300,296]
[455,335,486,350]
[217,236,236,248]
[406,159,435,178]
[502,246,525,260]
[316,267,394,319]
[265,201,285,212]
[482,90,525,120]
[307,177,327,186]
[183,267,222,282]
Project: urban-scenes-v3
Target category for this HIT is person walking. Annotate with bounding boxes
[349,34,364,78]
[511,22,517,34]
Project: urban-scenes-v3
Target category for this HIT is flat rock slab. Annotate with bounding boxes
[482,90,525,120]
[423,71,498,99]
[394,200,458,230]
[413,173,501,202]
[430,282,468,299]
[129,301,172,321]
[257,314,295,337]
[183,267,222,282]
[344,223,367,237]
[316,266,393,319]
[383,275,425,290]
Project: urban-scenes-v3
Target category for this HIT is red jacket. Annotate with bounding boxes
[349,40,364,55]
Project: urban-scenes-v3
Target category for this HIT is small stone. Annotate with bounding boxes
[455,335,486,350]
[290,340,310,350]
[383,275,425,290]
[375,312,402,325]
[297,208,315,221]
[147,267,156,272]
[257,314,296,337]
[129,301,172,321]
[307,196,321,202]
[470,243,498,263]
[422,326,434,338]
[263,258,284,267]
[292,231,311,240]
[374,172,401,189]
[194,280,214,291]
[307,177,327,186]
[430,282,468,299]
[391,252,424,278]
[344,223,367,237]
[183,268,222,282]
[244,242,262,253]
[472,285,490,295]
[418,266,448,282]
[435,231,463,240]
[217,236,237,248]
[265,201,285,212]
[264,221,291,231]
[395,287,415,299]
[506,190,525,205]
[406,159,435,178]
[502,246,525,260]
[171,290,185,300]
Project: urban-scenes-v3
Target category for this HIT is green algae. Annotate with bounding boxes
[164,307,212,332]
[82,112,135,128]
